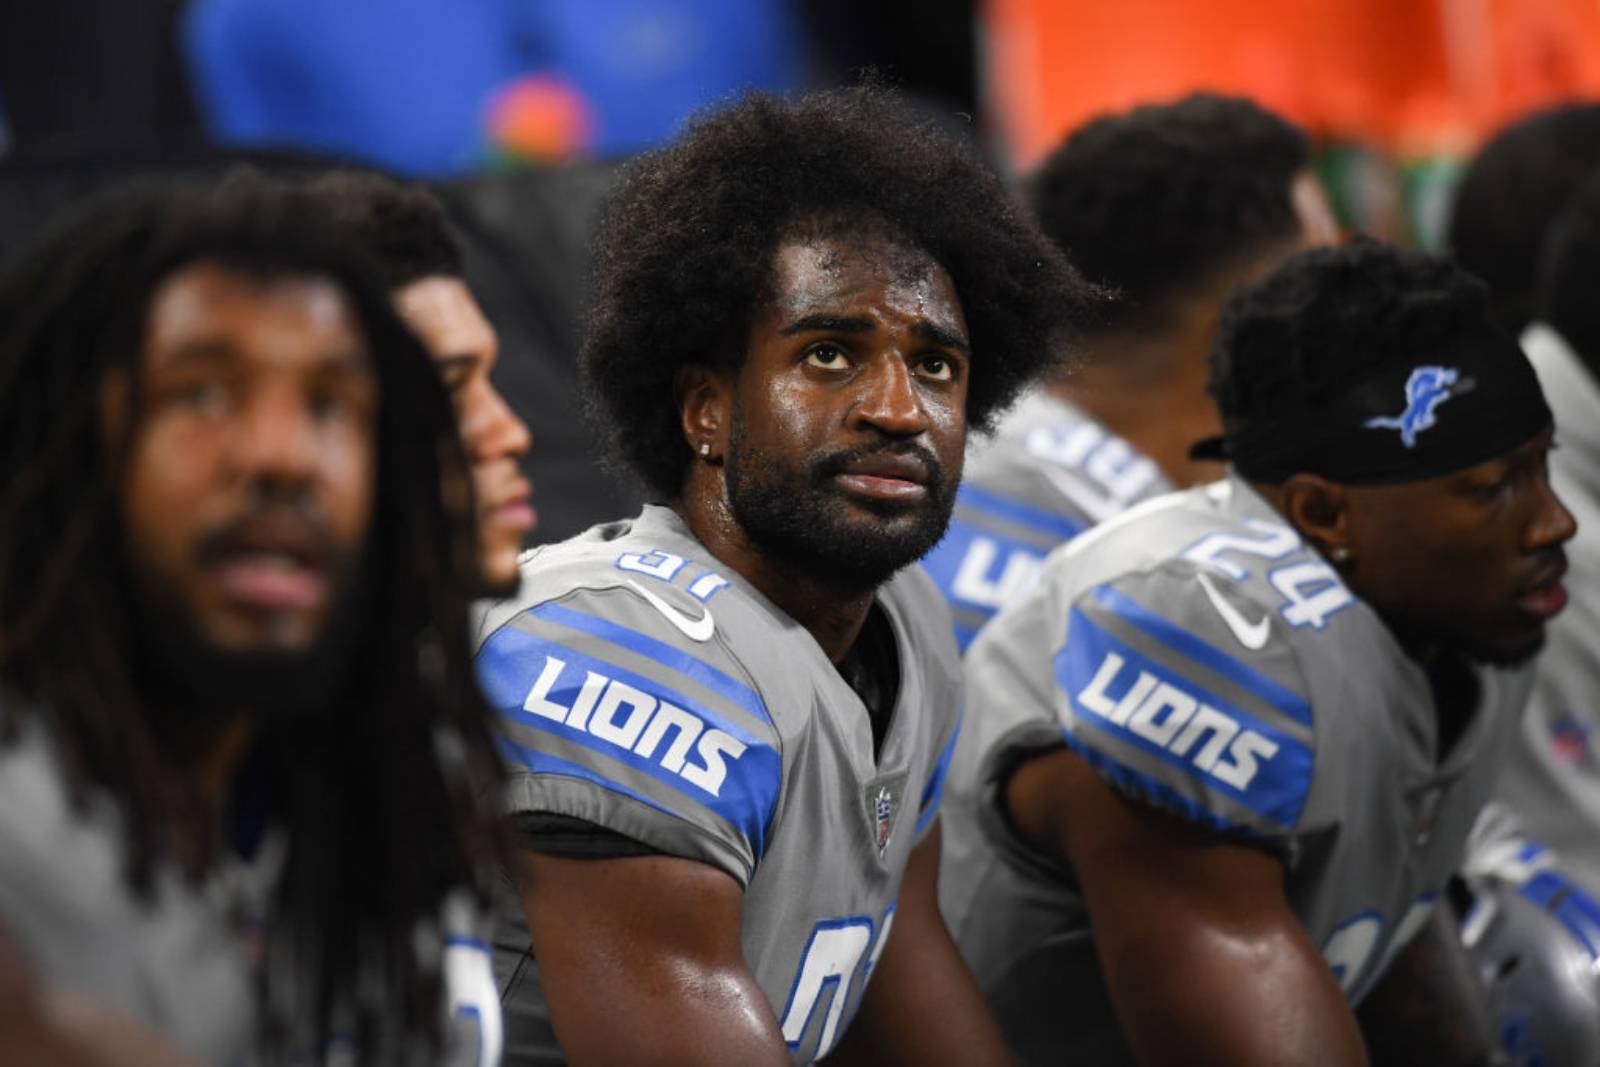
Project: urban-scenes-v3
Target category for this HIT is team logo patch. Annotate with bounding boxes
[1364,365,1468,448]
[862,772,909,860]
[1549,714,1592,765]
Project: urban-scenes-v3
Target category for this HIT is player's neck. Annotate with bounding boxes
[672,494,875,665]
[1049,326,1224,488]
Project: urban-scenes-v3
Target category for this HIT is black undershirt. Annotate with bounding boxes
[518,602,903,859]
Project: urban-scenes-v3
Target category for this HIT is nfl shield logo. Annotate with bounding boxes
[874,788,894,853]
[862,772,908,861]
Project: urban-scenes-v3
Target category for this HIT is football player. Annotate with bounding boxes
[0,178,504,1065]
[310,170,535,594]
[940,239,1574,1065]
[1486,172,1600,892]
[922,93,1337,648]
[473,86,1090,1065]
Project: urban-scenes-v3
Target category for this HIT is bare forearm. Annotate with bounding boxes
[1357,905,1505,1067]
[828,826,1011,1067]
[1105,924,1368,1067]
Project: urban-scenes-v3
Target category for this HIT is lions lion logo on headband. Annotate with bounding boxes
[1364,365,1466,448]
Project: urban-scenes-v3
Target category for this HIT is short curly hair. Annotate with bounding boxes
[1538,172,1600,377]
[582,85,1094,499]
[308,169,465,291]
[1209,239,1493,425]
[1447,103,1600,337]
[1030,93,1309,332]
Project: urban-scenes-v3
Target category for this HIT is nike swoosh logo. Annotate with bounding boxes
[1195,570,1271,650]
[625,579,715,642]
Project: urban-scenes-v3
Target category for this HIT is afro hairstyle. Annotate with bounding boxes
[308,169,465,291]
[1029,92,1310,332]
[581,84,1095,500]
[1447,102,1600,337]
[1209,238,1495,427]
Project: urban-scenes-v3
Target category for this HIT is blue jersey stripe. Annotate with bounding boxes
[497,736,698,834]
[1520,870,1600,960]
[529,601,772,728]
[1056,605,1313,830]
[480,626,780,858]
[956,483,1087,542]
[1061,731,1242,835]
[1092,584,1311,728]
[916,712,963,835]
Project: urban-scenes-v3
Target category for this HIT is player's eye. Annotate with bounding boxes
[917,354,955,382]
[803,343,849,371]
[165,376,232,416]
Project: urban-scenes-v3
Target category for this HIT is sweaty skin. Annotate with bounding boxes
[999,430,1573,1066]
[394,275,534,593]
[675,235,972,662]
[514,235,1008,1066]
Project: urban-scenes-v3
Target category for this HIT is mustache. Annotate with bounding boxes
[812,441,946,492]
[193,503,340,571]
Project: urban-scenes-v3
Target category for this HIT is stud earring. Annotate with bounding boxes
[699,442,711,457]
[1329,545,1352,564]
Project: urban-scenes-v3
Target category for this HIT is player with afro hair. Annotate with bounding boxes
[582,83,1093,501]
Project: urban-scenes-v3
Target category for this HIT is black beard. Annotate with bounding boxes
[119,543,370,756]
[724,406,955,594]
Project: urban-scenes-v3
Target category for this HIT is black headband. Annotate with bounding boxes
[1191,331,1552,485]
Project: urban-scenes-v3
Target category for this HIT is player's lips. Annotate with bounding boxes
[833,453,930,502]
[486,481,537,533]
[203,517,331,614]
[1516,555,1569,621]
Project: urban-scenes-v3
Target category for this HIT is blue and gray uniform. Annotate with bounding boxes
[939,477,1528,1063]
[476,505,963,1065]
[921,391,1170,650]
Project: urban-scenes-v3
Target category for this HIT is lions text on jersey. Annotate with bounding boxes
[920,391,1170,650]
[475,506,963,1065]
[938,477,1529,1063]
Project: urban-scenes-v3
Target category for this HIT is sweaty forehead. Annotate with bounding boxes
[762,236,968,337]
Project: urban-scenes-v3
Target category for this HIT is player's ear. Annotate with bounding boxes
[674,363,731,464]
[1279,473,1351,562]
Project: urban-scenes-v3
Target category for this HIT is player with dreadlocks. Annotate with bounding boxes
[0,175,503,1065]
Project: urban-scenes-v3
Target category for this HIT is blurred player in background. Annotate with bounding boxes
[0,177,504,1065]
[311,171,536,594]
[941,240,1573,1065]
[1468,170,1600,894]
[1446,102,1600,339]
[1444,174,1600,1067]
[922,93,1337,647]
[473,85,1090,1065]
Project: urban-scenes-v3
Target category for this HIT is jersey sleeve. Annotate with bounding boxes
[920,476,1089,652]
[475,582,782,888]
[1053,562,1318,853]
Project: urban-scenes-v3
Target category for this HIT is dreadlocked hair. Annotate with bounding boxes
[0,172,504,1064]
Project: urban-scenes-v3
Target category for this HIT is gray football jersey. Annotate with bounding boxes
[1493,324,1600,892]
[0,717,502,1067]
[940,476,1529,1063]
[475,506,964,1065]
[0,722,258,1066]
[921,390,1171,650]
